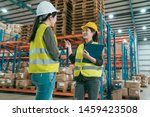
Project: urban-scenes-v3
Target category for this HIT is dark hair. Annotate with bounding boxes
[89,28,98,42]
[29,12,57,42]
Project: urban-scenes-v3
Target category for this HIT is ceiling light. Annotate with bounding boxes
[27,4,32,7]
[1,8,7,13]
[109,14,114,19]
[118,29,122,33]
[142,26,147,30]
[144,38,147,41]
[141,8,146,13]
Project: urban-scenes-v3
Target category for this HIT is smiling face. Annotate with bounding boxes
[82,27,94,41]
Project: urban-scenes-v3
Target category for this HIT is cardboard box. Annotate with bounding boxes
[122,88,128,97]
[111,89,122,100]
[56,74,73,81]
[148,77,150,84]
[71,82,76,93]
[129,88,140,98]
[59,67,73,75]
[23,67,30,79]
[16,79,32,87]
[113,80,124,89]
[0,22,7,30]
[125,80,140,89]
[116,70,122,80]
[56,81,72,92]
[141,80,148,87]
[136,76,141,83]
[132,76,137,81]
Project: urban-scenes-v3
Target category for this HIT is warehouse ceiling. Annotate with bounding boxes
[0,0,150,41]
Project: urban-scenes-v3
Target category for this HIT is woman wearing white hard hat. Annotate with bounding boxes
[29,1,59,100]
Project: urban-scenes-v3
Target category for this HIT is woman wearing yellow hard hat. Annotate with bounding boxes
[65,22,103,100]
[29,1,59,100]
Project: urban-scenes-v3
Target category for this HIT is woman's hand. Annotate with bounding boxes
[83,50,90,59]
[64,40,72,56]
[64,40,71,49]
[83,50,96,64]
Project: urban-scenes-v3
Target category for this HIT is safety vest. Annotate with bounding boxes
[74,42,103,77]
[29,24,59,73]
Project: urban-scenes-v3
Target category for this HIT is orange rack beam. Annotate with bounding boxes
[0,88,74,97]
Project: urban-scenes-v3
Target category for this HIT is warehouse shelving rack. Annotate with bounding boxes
[0,38,29,73]
[0,29,29,73]
[129,29,137,80]
[0,31,132,98]
[121,42,129,80]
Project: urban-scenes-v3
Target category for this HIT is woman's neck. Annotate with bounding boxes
[43,21,51,27]
[85,38,92,43]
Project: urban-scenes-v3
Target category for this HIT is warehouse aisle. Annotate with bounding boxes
[0,85,149,100]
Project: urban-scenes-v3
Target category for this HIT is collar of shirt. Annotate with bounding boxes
[84,40,93,47]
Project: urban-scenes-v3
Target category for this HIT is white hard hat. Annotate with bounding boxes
[36,1,58,16]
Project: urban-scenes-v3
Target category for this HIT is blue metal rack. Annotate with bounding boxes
[122,42,128,80]
[128,29,137,79]
[113,32,116,80]
[106,23,112,99]
[0,29,29,73]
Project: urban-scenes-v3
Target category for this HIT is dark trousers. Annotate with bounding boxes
[75,78,100,100]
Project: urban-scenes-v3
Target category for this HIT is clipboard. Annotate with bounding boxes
[82,44,104,63]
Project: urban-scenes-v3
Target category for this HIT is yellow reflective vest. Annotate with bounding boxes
[29,24,59,73]
[74,42,103,77]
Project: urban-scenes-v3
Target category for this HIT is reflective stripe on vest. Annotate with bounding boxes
[74,66,80,70]
[75,59,82,63]
[74,42,103,77]
[74,66,103,70]
[30,48,49,55]
[30,59,59,64]
[82,66,103,70]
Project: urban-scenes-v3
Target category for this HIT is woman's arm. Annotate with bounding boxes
[43,27,59,61]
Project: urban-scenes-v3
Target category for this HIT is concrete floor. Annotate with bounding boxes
[0,85,150,100]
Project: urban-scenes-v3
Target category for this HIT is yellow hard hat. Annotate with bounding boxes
[81,22,98,32]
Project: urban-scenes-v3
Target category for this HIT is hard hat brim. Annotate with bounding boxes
[81,25,98,32]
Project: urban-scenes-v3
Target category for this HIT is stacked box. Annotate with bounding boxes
[111,89,122,100]
[134,74,148,87]
[20,24,33,41]
[112,80,124,90]
[71,81,76,93]
[56,67,73,92]
[16,79,32,88]
[7,24,22,34]
[0,22,7,30]
[51,0,72,36]
[72,0,104,34]
[141,75,148,87]
[125,80,140,89]
[56,74,73,81]
[128,88,140,99]
[59,67,73,75]
[125,80,140,99]
[0,73,16,87]
[148,77,150,84]
[115,69,122,80]
[122,88,128,98]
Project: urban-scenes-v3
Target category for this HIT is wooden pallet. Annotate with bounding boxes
[0,85,13,88]
[16,86,36,90]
